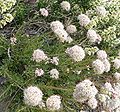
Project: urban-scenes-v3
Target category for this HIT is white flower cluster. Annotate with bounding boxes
[98,82,120,111]
[92,50,110,74]
[87,29,102,43]
[78,14,91,27]
[10,37,17,45]
[32,49,60,79]
[114,72,120,82]
[60,1,71,11]
[49,69,59,79]
[102,59,111,72]
[0,0,16,28]
[50,21,64,31]
[40,8,49,17]
[46,95,61,111]
[66,45,85,62]
[97,50,107,60]
[24,86,44,106]
[50,21,73,43]
[73,79,98,109]
[49,57,59,65]
[112,58,120,69]
[92,59,105,74]
[35,68,44,77]
[24,87,62,111]
[32,49,48,62]
[96,6,107,17]
[87,97,98,109]
[66,25,77,34]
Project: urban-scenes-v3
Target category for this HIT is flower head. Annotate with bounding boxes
[49,69,59,79]
[10,37,17,45]
[114,72,120,82]
[24,86,43,106]
[88,97,98,109]
[97,50,107,60]
[50,57,59,65]
[113,58,120,69]
[40,8,49,17]
[60,1,71,11]
[96,6,107,17]
[54,29,73,43]
[46,95,61,111]
[66,45,85,62]
[73,79,98,103]
[66,25,77,34]
[102,59,111,72]
[35,68,44,76]
[32,49,48,62]
[50,21,64,31]
[78,14,91,27]
[87,29,102,43]
[92,59,105,74]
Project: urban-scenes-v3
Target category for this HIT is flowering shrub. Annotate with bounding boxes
[0,0,120,112]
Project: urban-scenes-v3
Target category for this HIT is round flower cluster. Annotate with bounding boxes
[96,6,107,17]
[102,59,111,72]
[35,68,44,77]
[10,37,17,45]
[0,0,16,28]
[112,58,120,69]
[46,95,61,111]
[24,87,62,110]
[40,8,49,17]
[32,49,48,62]
[50,21,73,43]
[114,72,120,82]
[66,25,77,34]
[60,1,71,11]
[92,50,110,74]
[66,45,85,62]
[92,59,105,74]
[87,97,98,109]
[78,14,91,27]
[87,29,102,43]
[24,86,44,106]
[32,49,60,79]
[50,57,59,65]
[97,50,107,60]
[49,69,59,79]
[73,79,98,109]
[98,82,120,111]
[50,21,64,31]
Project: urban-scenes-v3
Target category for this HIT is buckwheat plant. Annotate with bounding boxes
[0,0,120,112]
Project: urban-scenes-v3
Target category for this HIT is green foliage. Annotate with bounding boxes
[15,2,31,25]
